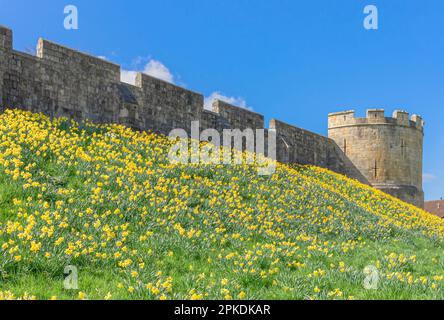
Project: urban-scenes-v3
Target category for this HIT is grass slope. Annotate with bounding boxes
[0,109,443,300]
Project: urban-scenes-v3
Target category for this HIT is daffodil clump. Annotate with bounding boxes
[0,109,443,300]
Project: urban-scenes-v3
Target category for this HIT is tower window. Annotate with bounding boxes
[401,140,406,158]
[372,160,378,178]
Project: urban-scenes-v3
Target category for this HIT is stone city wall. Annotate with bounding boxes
[1,25,427,207]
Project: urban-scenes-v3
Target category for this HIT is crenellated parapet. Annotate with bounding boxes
[0,25,270,135]
[212,100,264,130]
[36,38,121,82]
[328,109,424,132]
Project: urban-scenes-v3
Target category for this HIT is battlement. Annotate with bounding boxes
[37,38,121,82]
[328,109,424,132]
[0,26,12,50]
[0,25,267,133]
[212,100,264,130]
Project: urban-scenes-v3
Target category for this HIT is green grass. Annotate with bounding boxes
[0,109,443,300]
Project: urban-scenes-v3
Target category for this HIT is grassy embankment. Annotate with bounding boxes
[0,109,443,300]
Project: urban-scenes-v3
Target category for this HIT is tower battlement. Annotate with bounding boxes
[328,109,424,132]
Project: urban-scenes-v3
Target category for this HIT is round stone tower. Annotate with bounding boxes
[328,109,424,208]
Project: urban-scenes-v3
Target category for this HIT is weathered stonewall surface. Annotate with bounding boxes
[0,26,424,208]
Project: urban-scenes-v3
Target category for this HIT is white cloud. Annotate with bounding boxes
[204,92,249,111]
[143,60,174,83]
[423,173,437,183]
[121,70,138,85]
[121,59,174,85]
[97,55,108,61]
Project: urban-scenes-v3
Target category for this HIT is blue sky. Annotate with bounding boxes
[1,0,443,200]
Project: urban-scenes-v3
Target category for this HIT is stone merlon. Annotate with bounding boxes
[328,109,424,132]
